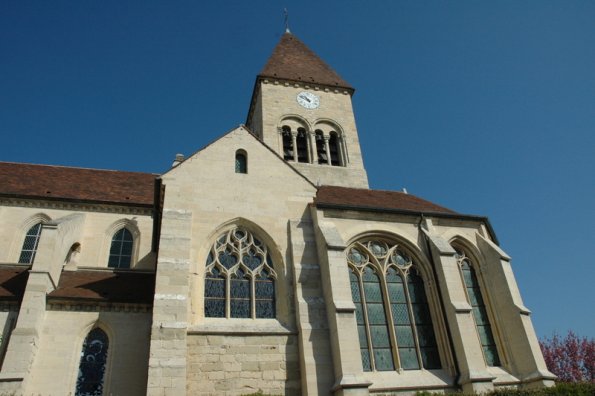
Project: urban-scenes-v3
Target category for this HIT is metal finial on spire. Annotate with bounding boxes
[284,8,290,33]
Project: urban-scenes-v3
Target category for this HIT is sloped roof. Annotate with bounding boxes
[48,270,155,304]
[0,162,157,206]
[259,33,353,90]
[0,265,29,301]
[315,186,457,215]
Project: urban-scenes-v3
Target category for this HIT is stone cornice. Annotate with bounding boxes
[47,300,152,313]
[0,197,152,216]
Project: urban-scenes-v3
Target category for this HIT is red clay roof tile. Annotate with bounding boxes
[315,186,456,215]
[0,162,156,206]
[259,33,353,90]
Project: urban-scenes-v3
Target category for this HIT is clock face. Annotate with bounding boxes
[296,91,320,109]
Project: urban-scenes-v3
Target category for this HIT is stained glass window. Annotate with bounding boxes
[108,228,133,268]
[205,227,276,319]
[235,151,247,173]
[75,328,109,396]
[19,222,43,264]
[347,238,441,371]
[455,247,500,366]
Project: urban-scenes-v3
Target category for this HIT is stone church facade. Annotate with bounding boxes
[0,33,554,395]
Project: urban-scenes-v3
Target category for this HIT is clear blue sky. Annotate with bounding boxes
[1,1,593,338]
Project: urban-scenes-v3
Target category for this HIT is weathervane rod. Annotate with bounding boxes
[284,8,290,33]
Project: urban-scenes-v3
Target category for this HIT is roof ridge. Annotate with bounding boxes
[0,161,158,176]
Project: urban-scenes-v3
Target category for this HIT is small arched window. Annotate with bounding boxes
[205,227,276,319]
[108,228,133,268]
[75,327,109,396]
[454,247,501,366]
[19,222,43,264]
[296,128,309,163]
[235,150,247,174]
[281,126,294,161]
[315,130,327,164]
[348,239,441,371]
[329,131,341,166]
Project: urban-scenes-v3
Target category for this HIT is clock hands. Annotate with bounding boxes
[299,94,311,103]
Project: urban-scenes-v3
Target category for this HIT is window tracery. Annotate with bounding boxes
[75,327,109,396]
[19,222,43,264]
[347,239,441,372]
[205,227,276,319]
[454,247,501,366]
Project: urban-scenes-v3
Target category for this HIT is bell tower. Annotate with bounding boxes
[246,33,369,188]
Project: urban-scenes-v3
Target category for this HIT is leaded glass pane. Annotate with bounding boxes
[235,153,247,173]
[75,328,108,396]
[205,278,225,298]
[230,277,250,298]
[255,279,274,299]
[362,266,377,282]
[421,347,441,369]
[391,304,410,325]
[348,248,366,265]
[243,250,262,270]
[374,348,395,371]
[411,303,431,325]
[19,222,42,264]
[416,325,437,347]
[399,347,420,370]
[358,325,368,347]
[18,250,33,264]
[370,325,391,348]
[350,279,361,303]
[484,346,501,366]
[355,303,364,324]
[219,251,237,269]
[255,300,275,318]
[369,241,387,257]
[231,300,250,318]
[361,350,372,371]
[395,325,415,347]
[388,282,406,303]
[366,303,387,325]
[108,228,133,269]
[477,325,496,346]
[363,282,382,303]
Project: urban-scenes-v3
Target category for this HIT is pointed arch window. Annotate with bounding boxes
[108,228,133,268]
[235,150,247,174]
[348,239,441,371]
[19,222,43,264]
[454,247,501,366]
[75,327,109,396]
[205,227,276,319]
[281,126,294,161]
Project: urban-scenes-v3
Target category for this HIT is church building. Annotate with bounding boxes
[0,32,554,395]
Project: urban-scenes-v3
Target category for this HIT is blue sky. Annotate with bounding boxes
[1,1,593,338]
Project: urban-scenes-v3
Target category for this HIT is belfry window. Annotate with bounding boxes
[348,239,441,371]
[315,130,327,164]
[454,247,501,366]
[296,128,309,163]
[75,328,109,396]
[329,131,341,166]
[205,227,276,319]
[19,222,43,264]
[108,228,133,268]
[281,126,293,161]
[235,150,247,174]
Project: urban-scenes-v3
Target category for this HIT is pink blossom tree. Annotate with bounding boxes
[540,331,594,383]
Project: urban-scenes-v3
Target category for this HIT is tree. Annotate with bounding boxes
[540,331,594,383]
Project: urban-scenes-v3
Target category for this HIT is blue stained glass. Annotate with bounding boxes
[362,266,377,282]
[358,325,368,347]
[363,282,382,303]
[395,325,415,347]
[230,278,250,298]
[350,278,362,303]
[206,252,214,265]
[219,251,237,269]
[355,303,364,324]
[75,328,109,396]
[388,282,406,303]
[234,230,246,239]
[243,250,262,270]
[399,347,420,370]
[255,300,275,318]
[374,348,395,371]
[231,300,250,318]
[205,278,225,298]
[386,267,403,282]
[393,250,410,266]
[370,325,391,348]
[349,248,365,265]
[369,242,387,257]
[366,303,387,325]
[255,279,274,299]
[361,350,372,371]
[391,304,410,325]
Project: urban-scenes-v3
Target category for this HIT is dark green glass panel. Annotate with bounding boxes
[366,303,387,325]
[416,325,437,347]
[361,350,371,371]
[472,306,489,325]
[219,251,237,269]
[255,279,274,299]
[355,303,364,324]
[399,347,420,370]
[483,345,501,366]
[467,288,481,305]
[363,281,382,303]
[357,325,368,347]
[421,347,441,369]
[230,278,250,298]
[255,300,275,318]
[411,303,431,325]
[26,223,42,236]
[18,250,33,264]
[395,325,415,347]
[462,268,474,287]
[407,276,427,303]
[391,304,410,325]
[120,241,133,255]
[109,241,120,254]
[370,325,391,348]
[107,255,120,268]
[350,279,361,303]
[205,278,225,298]
[387,281,406,303]
[230,300,250,318]
[477,325,496,346]
[205,299,225,317]
[374,348,395,371]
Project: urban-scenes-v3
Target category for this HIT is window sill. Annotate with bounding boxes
[188,319,296,336]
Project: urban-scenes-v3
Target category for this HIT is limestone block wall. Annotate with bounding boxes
[25,309,152,395]
[0,202,155,269]
[186,333,300,395]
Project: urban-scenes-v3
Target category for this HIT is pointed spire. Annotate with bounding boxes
[259,33,353,90]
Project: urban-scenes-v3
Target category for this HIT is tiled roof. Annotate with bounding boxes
[259,33,353,90]
[315,186,457,215]
[49,270,155,304]
[0,162,157,206]
[0,265,29,300]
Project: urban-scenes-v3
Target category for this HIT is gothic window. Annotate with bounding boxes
[281,126,294,161]
[235,150,247,174]
[329,131,341,166]
[108,228,133,268]
[205,227,276,319]
[454,247,501,366]
[315,130,327,164]
[19,222,43,264]
[75,328,109,396]
[348,239,441,372]
[296,128,309,163]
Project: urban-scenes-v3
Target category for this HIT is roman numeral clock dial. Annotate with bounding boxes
[297,91,320,109]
